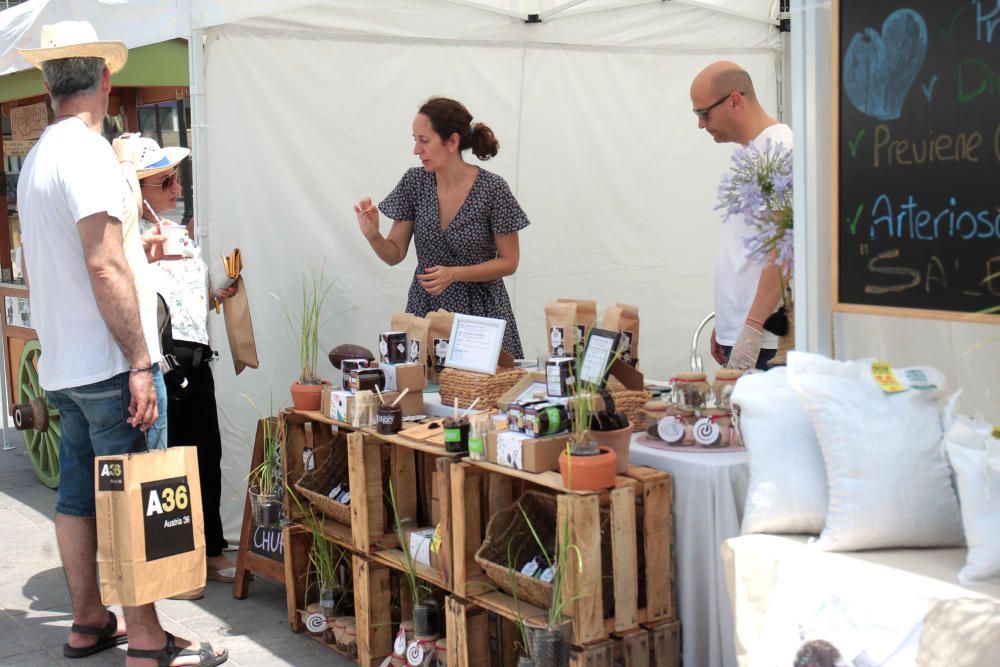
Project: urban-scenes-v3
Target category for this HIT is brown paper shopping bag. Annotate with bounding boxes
[95,447,206,606]
[223,275,259,375]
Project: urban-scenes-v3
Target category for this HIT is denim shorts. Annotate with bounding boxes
[47,367,167,518]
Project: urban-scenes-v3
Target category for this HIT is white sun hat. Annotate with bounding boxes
[16,20,127,74]
[133,137,191,179]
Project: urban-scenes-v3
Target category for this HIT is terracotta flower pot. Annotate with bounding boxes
[558,446,618,491]
[290,380,327,411]
[590,426,631,474]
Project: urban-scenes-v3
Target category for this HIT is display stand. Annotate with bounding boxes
[233,418,287,599]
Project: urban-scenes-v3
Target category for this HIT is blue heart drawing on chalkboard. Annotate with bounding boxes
[843,9,927,120]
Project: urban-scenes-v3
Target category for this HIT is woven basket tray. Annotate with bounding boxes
[607,379,653,433]
[439,367,527,409]
[474,491,614,614]
[293,433,351,525]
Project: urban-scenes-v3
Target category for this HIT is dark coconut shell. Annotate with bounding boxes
[328,344,375,370]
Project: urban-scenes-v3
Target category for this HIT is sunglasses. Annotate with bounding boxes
[141,171,178,192]
[693,91,744,120]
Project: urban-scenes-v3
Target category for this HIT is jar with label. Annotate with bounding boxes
[693,409,729,448]
[376,403,403,435]
[468,414,490,461]
[712,369,742,411]
[443,418,470,453]
[349,368,386,393]
[546,357,575,398]
[526,404,569,438]
[672,372,711,410]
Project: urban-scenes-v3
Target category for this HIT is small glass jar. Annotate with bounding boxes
[712,369,743,411]
[672,372,711,410]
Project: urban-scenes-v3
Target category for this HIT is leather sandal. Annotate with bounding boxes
[63,610,127,659]
[126,631,228,667]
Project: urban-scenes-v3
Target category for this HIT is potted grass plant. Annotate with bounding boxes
[520,507,582,667]
[289,490,353,633]
[388,480,438,639]
[558,335,619,490]
[285,264,334,410]
[246,397,283,527]
[507,540,535,667]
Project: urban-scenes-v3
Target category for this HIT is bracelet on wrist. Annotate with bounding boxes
[130,365,154,374]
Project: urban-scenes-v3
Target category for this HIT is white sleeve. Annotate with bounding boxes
[62,136,126,226]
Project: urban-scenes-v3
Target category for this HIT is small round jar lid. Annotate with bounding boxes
[675,371,707,382]
[714,369,743,382]
[643,399,670,412]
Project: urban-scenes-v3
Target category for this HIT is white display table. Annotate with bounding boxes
[629,437,749,667]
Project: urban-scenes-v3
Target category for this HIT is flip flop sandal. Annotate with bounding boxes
[126,631,229,667]
[63,610,127,659]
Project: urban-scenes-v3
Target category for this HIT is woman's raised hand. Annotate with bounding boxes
[354,197,380,241]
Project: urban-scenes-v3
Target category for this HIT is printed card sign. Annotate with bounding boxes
[141,475,195,562]
[97,459,125,491]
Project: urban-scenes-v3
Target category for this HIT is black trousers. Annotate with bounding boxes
[167,341,228,557]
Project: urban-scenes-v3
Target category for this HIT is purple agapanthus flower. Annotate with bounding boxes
[716,138,793,270]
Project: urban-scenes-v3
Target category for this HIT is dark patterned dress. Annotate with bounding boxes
[379,167,529,358]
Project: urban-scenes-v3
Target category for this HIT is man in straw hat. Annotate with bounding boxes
[16,21,227,666]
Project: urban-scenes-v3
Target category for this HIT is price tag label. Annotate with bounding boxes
[871,362,907,393]
[430,523,442,554]
[406,640,424,666]
[902,368,937,391]
[393,627,407,656]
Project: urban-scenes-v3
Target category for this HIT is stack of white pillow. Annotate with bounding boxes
[733,351,999,584]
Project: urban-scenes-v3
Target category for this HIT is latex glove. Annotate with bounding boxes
[726,324,764,370]
[113,132,142,164]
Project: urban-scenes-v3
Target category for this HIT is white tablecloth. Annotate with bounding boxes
[629,438,749,667]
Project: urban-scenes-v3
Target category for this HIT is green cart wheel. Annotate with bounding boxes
[16,340,60,489]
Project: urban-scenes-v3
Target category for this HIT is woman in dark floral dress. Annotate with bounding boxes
[354,97,529,358]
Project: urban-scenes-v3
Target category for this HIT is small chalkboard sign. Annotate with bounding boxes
[250,524,284,563]
[834,0,1000,320]
[233,418,287,599]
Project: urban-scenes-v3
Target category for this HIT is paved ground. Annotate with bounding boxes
[0,433,352,666]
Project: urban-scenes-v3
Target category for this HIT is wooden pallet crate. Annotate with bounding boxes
[445,599,680,667]
[451,462,674,646]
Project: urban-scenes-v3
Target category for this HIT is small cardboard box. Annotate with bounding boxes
[393,390,424,418]
[327,389,400,422]
[487,430,569,473]
[378,362,427,393]
[496,371,547,411]
[406,526,440,569]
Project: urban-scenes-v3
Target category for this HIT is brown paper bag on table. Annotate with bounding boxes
[557,298,596,356]
[95,447,206,606]
[223,275,259,374]
[603,303,640,368]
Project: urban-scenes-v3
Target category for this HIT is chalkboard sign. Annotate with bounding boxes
[835,0,1000,319]
[250,524,284,563]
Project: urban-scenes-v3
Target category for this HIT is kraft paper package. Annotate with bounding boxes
[544,301,577,358]
[223,276,259,375]
[95,446,206,606]
[427,309,455,382]
[391,312,430,367]
[603,303,640,367]
[556,298,596,356]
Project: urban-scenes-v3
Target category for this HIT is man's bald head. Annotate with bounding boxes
[691,61,757,104]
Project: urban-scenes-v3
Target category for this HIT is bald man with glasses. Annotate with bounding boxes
[690,61,792,370]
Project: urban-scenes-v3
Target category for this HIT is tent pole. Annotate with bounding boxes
[187,26,210,261]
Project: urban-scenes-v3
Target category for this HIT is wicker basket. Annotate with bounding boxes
[439,366,527,409]
[606,379,653,433]
[293,433,351,525]
[474,491,614,615]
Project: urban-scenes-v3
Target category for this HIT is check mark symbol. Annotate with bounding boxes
[848,204,863,236]
[921,75,938,102]
[942,7,966,42]
[848,129,864,158]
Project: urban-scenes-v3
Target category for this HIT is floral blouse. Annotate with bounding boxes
[141,221,210,345]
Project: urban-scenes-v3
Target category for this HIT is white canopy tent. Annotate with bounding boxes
[185,0,781,557]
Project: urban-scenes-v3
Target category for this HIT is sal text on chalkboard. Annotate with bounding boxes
[837,1,1000,318]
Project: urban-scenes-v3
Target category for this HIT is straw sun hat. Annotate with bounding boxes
[16,20,127,74]
[133,137,191,179]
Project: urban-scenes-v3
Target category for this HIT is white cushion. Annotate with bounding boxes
[944,417,1000,583]
[787,351,963,551]
[732,367,826,535]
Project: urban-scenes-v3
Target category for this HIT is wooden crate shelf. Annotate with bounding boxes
[451,462,675,646]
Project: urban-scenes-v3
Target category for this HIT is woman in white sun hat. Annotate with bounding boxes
[119,134,240,587]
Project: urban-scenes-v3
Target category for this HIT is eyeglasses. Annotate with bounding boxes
[693,91,744,120]
[141,171,178,191]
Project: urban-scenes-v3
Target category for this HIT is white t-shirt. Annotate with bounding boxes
[713,123,793,348]
[18,118,160,391]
